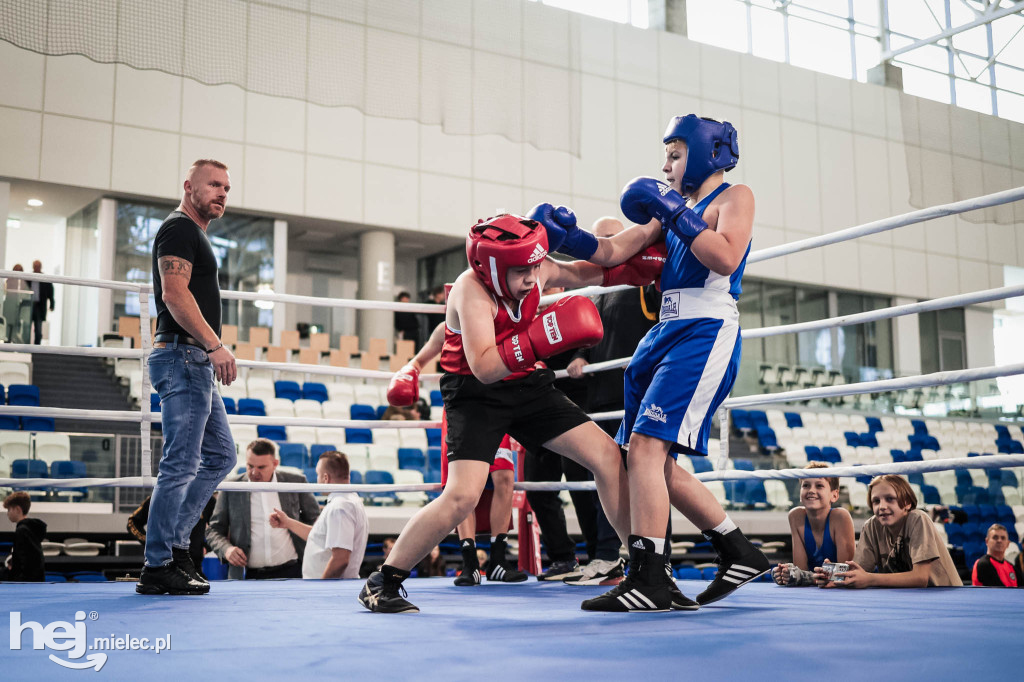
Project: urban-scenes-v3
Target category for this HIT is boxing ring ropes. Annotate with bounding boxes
[1,185,1024,497]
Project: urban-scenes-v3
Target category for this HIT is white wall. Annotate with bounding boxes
[0,5,1020,320]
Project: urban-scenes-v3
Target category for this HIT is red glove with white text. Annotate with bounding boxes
[602,241,667,288]
[497,296,603,373]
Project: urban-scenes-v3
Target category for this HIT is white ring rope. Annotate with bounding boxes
[4,454,1022,493]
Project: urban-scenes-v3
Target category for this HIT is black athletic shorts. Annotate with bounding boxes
[441,369,591,464]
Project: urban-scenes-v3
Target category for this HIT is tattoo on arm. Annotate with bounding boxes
[158,256,193,283]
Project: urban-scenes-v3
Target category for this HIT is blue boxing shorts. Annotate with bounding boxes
[616,313,741,457]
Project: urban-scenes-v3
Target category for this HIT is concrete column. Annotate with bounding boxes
[867,62,903,88]
[96,198,116,338]
[965,308,995,368]
[892,296,922,377]
[648,0,688,35]
[272,219,288,345]
[0,181,9,269]
[357,230,395,353]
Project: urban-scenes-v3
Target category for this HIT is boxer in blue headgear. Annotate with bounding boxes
[526,115,766,613]
[662,114,740,197]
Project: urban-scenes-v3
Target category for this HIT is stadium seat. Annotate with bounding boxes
[293,399,323,419]
[12,458,48,478]
[222,396,236,414]
[21,417,55,432]
[731,409,754,435]
[394,469,428,505]
[310,443,336,462]
[427,447,442,473]
[350,404,377,421]
[274,380,302,401]
[346,428,373,444]
[674,566,703,580]
[688,455,712,474]
[426,428,442,447]
[349,470,363,485]
[364,470,398,504]
[257,425,288,442]
[237,398,266,417]
[34,432,71,465]
[302,382,329,403]
[783,412,803,428]
[398,447,426,472]
[278,443,308,469]
[429,389,443,407]
[50,460,88,498]
[7,384,40,407]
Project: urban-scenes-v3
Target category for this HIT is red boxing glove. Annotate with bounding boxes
[602,242,667,288]
[497,296,604,373]
[386,363,420,407]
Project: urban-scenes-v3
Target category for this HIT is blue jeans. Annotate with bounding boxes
[145,342,236,568]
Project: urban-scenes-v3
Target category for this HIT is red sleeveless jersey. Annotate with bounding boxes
[440,287,540,380]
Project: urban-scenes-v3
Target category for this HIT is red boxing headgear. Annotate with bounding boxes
[466,214,548,300]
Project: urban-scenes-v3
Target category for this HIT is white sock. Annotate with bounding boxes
[644,536,666,554]
[711,516,737,535]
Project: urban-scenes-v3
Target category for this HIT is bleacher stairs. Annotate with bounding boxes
[31,353,139,434]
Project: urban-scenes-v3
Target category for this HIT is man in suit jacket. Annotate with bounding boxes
[30,260,55,345]
[206,438,320,579]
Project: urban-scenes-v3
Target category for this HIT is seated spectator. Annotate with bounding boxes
[1,491,46,582]
[128,493,216,580]
[816,474,961,588]
[270,451,368,579]
[417,545,447,577]
[972,524,1017,587]
[382,537,396,561]
[206,438,321,580]
[773,462,855,587]
[381,405,417,421]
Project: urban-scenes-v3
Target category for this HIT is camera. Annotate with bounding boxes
[820,562,850,583]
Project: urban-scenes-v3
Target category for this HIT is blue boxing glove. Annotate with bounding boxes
[526,203,599,260]
[620,177,708,246]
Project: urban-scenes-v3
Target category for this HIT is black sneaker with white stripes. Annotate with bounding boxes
[696,528,771,606]
[581,536,697,613]
[454,567,481,586]
[487,562,528,582]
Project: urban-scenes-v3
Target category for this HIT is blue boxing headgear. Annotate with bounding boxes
[663,115,739,196]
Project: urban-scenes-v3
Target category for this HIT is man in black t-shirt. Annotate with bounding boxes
[137,159,239,597]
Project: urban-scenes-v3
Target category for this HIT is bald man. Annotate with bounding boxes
[138,159,239,596]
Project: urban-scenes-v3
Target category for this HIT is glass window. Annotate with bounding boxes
[836,292,894,382]
[901,64,953,104]
[788,16,852,78]
[997,89,1024,123]
[750,6,786,63]
[955,78,994,114]
[919,308,966,374]
[686,0,748,53]
[113,202,275,341]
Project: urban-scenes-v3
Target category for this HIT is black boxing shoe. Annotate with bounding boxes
[696,528,771,605]
[581,537,693,613]
[135,564,208,596]
[172,547,209,587]
[358,569,419,614]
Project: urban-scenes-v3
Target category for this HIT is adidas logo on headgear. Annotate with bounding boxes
[527,243,547,263]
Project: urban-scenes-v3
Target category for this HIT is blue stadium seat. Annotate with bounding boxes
[977,505,998,525]
[996,504,1015,524]
[804,445,822,461]
[907,473,924,485]
[257,425,287,441]
[238,398,266,416]
[45,573,68,583]
[731,409,754,434]
[820,446,841,464]
[70,572,107,583]
[0,414,19,430]
[350,404,377,421]
[784,412,803,428]
[701,566,719,580]
[911,419,928,435]
[961,505,980,522]
[859,432,878,447]
[12,459,48,478]
[424,468,442,500]
[994,425,1010,440]
[7,384,40,407]
[150,393,161,413]
[310,443,336,464]
[277,443,308,469]
[346,428,373,444]
[920,484,941,505]
[364,470,397,503]
[375,405,389,419]
[222,397,236,414]
[945,524,966,544]
[904,449,923,461]
[202,555,228,581]
[1002,470,1019,487]
[733,459,754,471]
[674,566,703,580]
[398,447,426,472]
[748,410,769,433]
[757,427,779,453]
[966,451,982,458]
[964,541,987,567]
[426,428,442,447]
[429,389,443,407]
[865,416,882,433]
[688,455,712,474]
[843,431,861,447]
[51,460,86,478]
[955,470,973,487]
[302,382,329,403]
[427,447,442,473]
[22,417,55,432]
[724,481,747,506]
[303,467,317,483]
[274,380,302,401]
[350,470,363,484]
[996,438,1024,454]
[890,449,906,463]
[746,481,768,506]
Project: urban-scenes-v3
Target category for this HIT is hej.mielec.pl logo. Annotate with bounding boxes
[10,610,172,671]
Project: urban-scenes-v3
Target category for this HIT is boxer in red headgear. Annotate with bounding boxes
[362,213,666,614]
